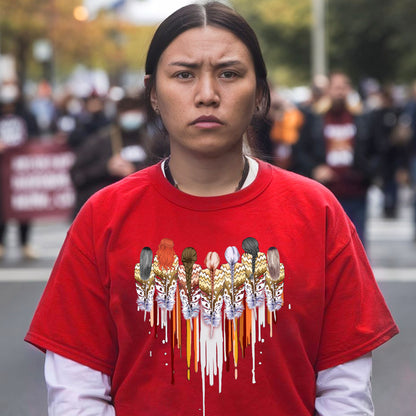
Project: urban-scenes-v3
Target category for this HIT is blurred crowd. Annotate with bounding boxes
[1,71,416,259]
[0,78,169,260]
[249,72,416,247]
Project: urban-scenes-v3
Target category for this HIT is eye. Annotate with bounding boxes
[220,71,237,79]
[176,71,193,80]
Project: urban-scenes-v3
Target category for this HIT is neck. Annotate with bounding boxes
[167,147,247,197]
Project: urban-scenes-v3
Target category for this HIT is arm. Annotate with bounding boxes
[45,350,115,416]
[315,352,374,416]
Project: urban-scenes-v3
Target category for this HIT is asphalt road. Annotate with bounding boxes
[0,186,415,416]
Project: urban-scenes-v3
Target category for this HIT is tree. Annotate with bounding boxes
[328,0,416,84]
[0,0,156,88]
[231,0,311,85]
[232,0,416,86]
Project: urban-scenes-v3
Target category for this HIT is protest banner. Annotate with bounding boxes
[1,140,75,220]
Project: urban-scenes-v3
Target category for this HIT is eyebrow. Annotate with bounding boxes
[168,60,244,69]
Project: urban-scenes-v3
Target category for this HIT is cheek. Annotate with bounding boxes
[160,106,187,136]
[229,88,257,128]
[156,85,188,129]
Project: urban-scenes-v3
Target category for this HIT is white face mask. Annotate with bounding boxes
[119,111,145,132]
[0,84,19,104]
[66,98,83,115]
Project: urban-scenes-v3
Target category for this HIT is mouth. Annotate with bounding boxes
[190,115,224,128]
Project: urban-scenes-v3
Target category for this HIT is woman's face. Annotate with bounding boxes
[150,26,259,158]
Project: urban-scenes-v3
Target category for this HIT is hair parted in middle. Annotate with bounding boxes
[144,1,270,123]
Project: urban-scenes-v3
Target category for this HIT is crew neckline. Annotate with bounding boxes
[149,158,273,211]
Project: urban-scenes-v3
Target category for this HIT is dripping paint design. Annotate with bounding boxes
[134,238,286,416]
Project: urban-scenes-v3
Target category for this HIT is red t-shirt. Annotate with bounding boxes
[25,161,398,416]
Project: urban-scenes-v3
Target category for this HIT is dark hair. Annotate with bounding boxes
[242,237,259,278]
[144,1,270,122]
[139,247,153,281]
[117,93,146,114]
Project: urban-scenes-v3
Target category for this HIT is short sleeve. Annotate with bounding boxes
[25,202,117,375]
[315,225,399,371]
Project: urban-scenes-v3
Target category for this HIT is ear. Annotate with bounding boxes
[255,86,263,112]
[144,74,158,112]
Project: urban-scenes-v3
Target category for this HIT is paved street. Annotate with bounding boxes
[0,185,415,416]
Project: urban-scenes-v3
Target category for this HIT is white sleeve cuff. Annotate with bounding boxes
[315,352,374,416]
[45,350,115,416]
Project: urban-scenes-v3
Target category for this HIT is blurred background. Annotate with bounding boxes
[0,1,415,415]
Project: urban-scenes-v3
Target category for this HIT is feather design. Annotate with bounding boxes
[221,246,246,320]
[241,251,267,309]
[153,254,179,311]
[134,247,155,312]
[178,247,201,320]
[265,264,285,312]
[265,247,285,312]
[199,252,225,329]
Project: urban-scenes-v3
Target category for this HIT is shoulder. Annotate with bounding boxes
[265,162,337,205]
[261,162,354,251]
[71,163,161,236]
[89,163,160,206]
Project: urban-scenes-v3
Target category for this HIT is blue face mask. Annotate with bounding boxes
[119,111,145,132]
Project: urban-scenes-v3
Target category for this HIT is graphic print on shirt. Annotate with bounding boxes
[177,247,202,320]
[134,237,286,416]
[221,246,246,321]
[152,238,179,311]
[264,247,285,312]
[241,237,268,309]
[199,252,225,332]
[324,119,356,168]
[134,247,155,314]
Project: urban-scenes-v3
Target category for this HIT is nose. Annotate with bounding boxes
[195,74,219,107]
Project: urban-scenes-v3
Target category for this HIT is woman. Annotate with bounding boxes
[26,2,398,415]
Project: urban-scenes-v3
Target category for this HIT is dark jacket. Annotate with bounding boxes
[294,107,380,197]
[70,125,153,216]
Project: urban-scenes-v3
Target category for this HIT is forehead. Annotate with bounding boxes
[157,26,254,67]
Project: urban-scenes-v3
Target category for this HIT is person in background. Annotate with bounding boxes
[0,81,39,260]
[249,88,304,169]
[266,89,304,170]
[25,3,398,416]
[53,91,84,142]
[296,72,380,246]
[402,81,416,240]
[29,80,56,136]
[66,91,111,150]
[309,73,329,114]
[69,93,154,216]
[368,87,411,218]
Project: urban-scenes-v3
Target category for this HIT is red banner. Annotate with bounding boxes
[1,140,75,220]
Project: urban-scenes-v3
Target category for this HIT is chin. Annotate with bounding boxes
[193,141,242,159]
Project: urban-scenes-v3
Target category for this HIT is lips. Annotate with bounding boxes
[190,115,223,126]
